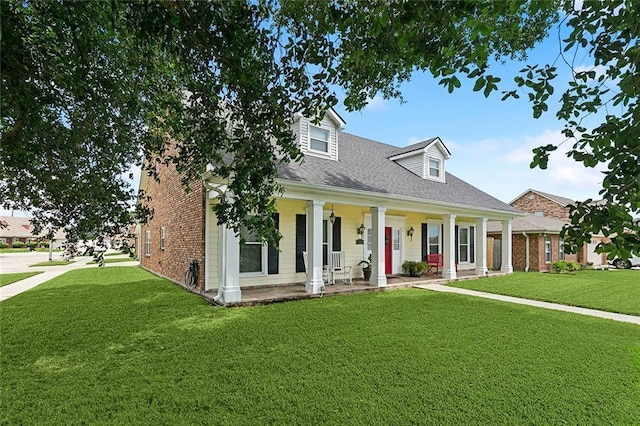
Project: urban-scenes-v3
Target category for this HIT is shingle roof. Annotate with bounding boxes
[0,216,66,239]
[387,137,439,157]
[530,189,575,206]
[487,214,567,233]
[278,132,521,214]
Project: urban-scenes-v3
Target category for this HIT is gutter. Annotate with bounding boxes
[522,231,530,272]
[279,180,524,220]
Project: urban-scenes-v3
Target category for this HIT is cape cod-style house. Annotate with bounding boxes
[139,110,522,305]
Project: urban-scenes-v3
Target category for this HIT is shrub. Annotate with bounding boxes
[551,260,580,274]
[39,241,50,248]
[0,242,8,249]
[28,241,38,250]
[402,260,428,277]
[11,241,25,249]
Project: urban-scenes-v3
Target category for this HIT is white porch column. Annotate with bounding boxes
[306,200,325,294]
[475,217,488,276]
[370,207,387,287]
[204,200,211,291]
[217,223,241,304]
[501,218,513,273]
[443,214,457,280]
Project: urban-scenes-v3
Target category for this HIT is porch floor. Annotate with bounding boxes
[202,270,508,307]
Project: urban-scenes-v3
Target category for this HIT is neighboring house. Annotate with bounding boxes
[493,189,607,271]
[487,214,579,272]
[0,216,66,248]
[139,110,522,304]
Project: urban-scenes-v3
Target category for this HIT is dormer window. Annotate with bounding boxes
[292,108,345,161]
[428,158,441,178]
[310,126,329,153]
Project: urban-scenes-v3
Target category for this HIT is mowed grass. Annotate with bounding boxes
[87,257,135,264]
[0,272,43,287]
[29,260,74,267]
[450,270,640,316]
[1,267,639,425]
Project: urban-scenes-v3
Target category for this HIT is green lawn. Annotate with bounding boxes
[1,267,638,424]
[29,260,74,267]
[0,272,43,287]
[87,257,135,264]
[450,270,640,316]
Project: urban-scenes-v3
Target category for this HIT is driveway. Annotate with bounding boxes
[0,251,67,274]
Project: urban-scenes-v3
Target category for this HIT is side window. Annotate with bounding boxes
[239,225,264,274]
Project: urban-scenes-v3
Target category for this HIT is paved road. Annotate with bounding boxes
[0,251,69,273]
[0,251,139,302]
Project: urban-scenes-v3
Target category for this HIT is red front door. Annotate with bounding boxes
[385,227,392,274]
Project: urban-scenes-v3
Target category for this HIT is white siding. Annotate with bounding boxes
[425,145,446,183]
[296,115,339,161]
[396,153,424,178]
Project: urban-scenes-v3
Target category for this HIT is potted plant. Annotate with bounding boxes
[358,254,372,280]
[402,260,428,277]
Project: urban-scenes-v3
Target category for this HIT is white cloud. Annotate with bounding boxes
[448,129,606,203]
[365,94,389,112]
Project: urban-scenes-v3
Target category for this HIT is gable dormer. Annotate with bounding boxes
[388,137,450,183]
[293,108,346,161]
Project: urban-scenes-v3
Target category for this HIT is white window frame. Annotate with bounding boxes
[144,230,151,256]
[0,237,6,243]
[428,157,441,178]
[427,222,441,255]
[309,125,330,153]
[160,227,165,251]
[544,235,551,263]
[239,225,267,276]
[456,224,476,264]
[559,237,564,260]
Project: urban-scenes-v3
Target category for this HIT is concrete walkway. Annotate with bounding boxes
[0,256,139,302]
[416,283,640,326]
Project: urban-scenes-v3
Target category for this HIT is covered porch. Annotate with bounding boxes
[202,269,510,307]
[203,183,516,306]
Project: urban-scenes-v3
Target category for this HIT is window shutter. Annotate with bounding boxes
[455,225,459,263]
[268,213,280,275]
[332,217,341,252]
[421,223,427,261]
[295,214,306,273]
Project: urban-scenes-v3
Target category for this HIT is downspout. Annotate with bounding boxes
[522,232,529,272]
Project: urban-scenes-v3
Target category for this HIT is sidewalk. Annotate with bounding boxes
[416,283,640,326]
[0,256,139,302]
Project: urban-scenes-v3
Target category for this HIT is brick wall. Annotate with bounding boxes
[510,233,578,272]
[511,191,570,221]
[140,161,206,290]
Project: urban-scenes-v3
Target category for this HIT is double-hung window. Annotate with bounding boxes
[428,223,440,254]
[240,225,266,274]
[459,227,469,262]
[428,158,440,178]
[559,237,565,260]
[144,230,151,256]
[310,126,329,153]
[544,235,551,262]
[160,227,165,250]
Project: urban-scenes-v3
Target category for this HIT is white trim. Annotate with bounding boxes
[280,180,524,220]
[160,227,165,251]
[144,230,151,256]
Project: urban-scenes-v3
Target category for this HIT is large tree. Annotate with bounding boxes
[1,0,638,257]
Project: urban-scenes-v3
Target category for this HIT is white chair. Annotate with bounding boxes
[302,251,330,284]
[330,251,352,284]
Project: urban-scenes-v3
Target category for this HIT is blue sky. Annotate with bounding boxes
[331,30,607,205]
